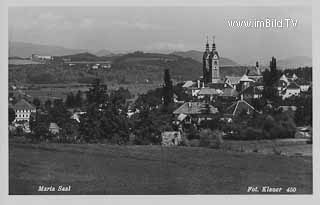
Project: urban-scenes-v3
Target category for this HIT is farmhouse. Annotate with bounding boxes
[281,82,301,99]
[13,99,36,122]
[173,102,219,126]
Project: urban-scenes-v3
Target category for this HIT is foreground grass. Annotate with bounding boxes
[9,143,312,194]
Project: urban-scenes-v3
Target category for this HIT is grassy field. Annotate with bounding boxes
[11,82,161,102]
[9,143,312,195]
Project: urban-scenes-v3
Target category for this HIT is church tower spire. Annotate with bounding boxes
[203,36,211,84]
[212,35,216,51]
[205,36,210,52]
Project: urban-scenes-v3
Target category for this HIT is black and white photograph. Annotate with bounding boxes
[3,0,317,198]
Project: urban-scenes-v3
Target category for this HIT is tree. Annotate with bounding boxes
[44,99,52,111]
[49,99,70,127]
[131,108,171,145]
[262,57,282,102]
[33,98,41,108]
[79,83,132,144]
[75,90,83,107]
[163,69,173,106]
[86,78,108,106]
[32,122,49,142]
[9,107,15,125]
[65,92,75,108]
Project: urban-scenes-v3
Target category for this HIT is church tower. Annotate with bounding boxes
[202,36,212,84]
[211,36,220,81]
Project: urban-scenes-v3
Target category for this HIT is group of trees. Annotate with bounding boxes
[262,57,282,103]
[65,91,84,108]
[78,80,131,143]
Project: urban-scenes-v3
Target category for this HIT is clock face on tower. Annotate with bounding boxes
[213,54,218,60]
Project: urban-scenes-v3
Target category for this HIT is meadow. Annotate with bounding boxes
[9,142,312,194]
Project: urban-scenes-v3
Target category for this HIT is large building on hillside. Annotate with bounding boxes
[13,99,36,122]
[202,36,220,84]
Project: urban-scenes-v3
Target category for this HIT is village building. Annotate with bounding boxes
[299,83,311,92]
[224,76,242,89]
[198,87,221,101]
[240,85,263,102]
[49,123,61,135]
[161,131,182,146]
[13,99,36,122]
[281,82,301,99]
[219,88,238,101]
[246,62,263,82]
[239,74,255,91]
[173,102,219,127]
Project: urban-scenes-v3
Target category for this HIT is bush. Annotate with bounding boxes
[179,135,190,146]
[240,127,263,140]
[189,139,200,147]
[199,129,224,148]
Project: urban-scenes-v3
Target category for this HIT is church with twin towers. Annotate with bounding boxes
[202,36,220,84]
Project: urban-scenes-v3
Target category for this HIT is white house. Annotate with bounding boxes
[13,99,36,122]
[300,84,310,92]
[282,83,301,99]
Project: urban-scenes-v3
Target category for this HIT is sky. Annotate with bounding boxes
[9,6,311,65]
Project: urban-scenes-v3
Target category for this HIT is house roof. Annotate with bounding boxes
[207,82,227,89]
[225,100,256,116]
[177,113,187,121]
[49,122,60,130]
[279,74,289,83]
[241,86,263,95]
[173,102,219,115]
[211,79,224,84]
[198,88,220,95]
[240,74,255,82]
[225,76,242,84]
[14,99,36,110]
[246,67,261,76]
[220,88,238,97]
[287,82,300,89]
[182,80,195,88]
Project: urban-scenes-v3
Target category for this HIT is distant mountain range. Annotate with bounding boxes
[93,49,116,57]
[9,41,88,57]
[9,41,312,69]
[277,56,312,69]
[171,50,239,67]
[9,41,117,58]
